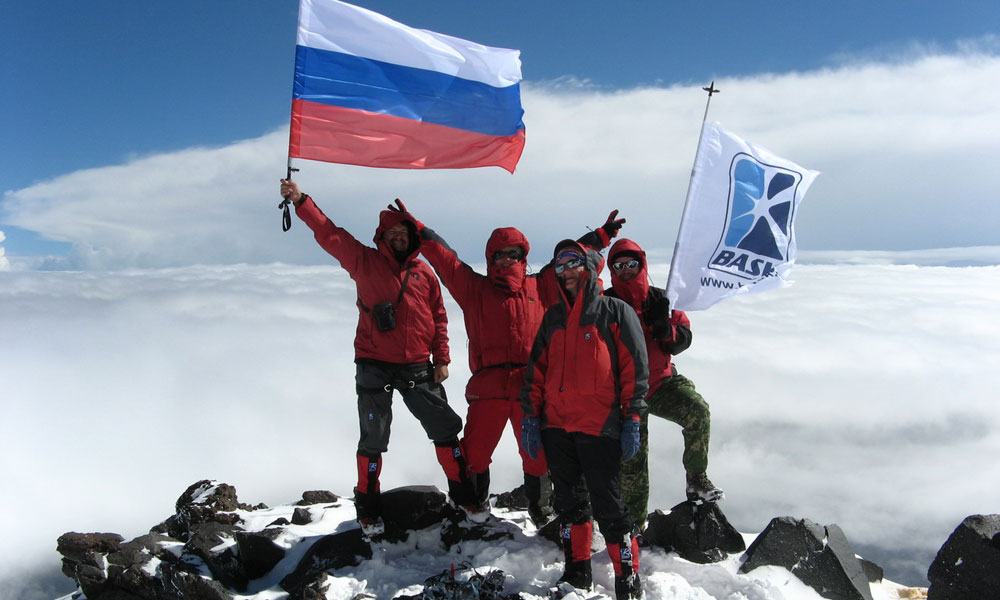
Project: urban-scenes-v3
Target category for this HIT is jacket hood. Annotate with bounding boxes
[552,239,600,304]
[374,209,420,262]
[486,227,530,292]
[609,238,649,309]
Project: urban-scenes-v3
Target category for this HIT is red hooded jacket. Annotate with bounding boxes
[605,238,692,396]
[295,196,449,366]
[520,241,649,438]
[419,225,612,403]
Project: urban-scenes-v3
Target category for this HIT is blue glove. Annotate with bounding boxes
[521,417,542,460]
[621,419,641,462]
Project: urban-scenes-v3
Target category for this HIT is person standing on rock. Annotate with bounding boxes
[604,238,723,529]
[520,239,649,600]
[408,201,626,527]
[280,180,480,535]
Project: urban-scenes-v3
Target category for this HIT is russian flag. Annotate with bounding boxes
[289,0,526,173]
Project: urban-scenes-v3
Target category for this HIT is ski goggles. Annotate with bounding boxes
[492,249,524,262]
[611,259,640,272]
[554,257,585,274]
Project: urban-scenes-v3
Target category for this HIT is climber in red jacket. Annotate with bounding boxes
[407,201,624,526]
[520,239,649,600]
[280,180,480,536]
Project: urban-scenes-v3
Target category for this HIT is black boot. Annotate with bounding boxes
[607,533,641,600]
[557,520,593,591]
[524,472,554,527]
[613,573,642,600]
[471,468,491,506]
[558,559,593,591]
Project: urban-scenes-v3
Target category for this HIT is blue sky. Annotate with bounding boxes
[3,0,1000,263]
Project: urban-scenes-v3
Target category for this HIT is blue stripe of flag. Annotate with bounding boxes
[293,45,525,138]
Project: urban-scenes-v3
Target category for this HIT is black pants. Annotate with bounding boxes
[355,359,462,454]
[542,428,632,541]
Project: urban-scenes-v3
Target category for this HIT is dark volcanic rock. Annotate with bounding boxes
[153,481,248,541]
[279,529,372,600]
[740,516,873,600]
[493,484,528,510]
[298,490,339,505]
[57,532,124,575]
[643,501,745,563]
[927,514,1000,600]
[234,527,286,580]
[291,507,314,525]
[379,485,453,542]
[859,558,883,583]
[184,521,245,591]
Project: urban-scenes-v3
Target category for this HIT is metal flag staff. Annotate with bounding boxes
[663,82,720,308]
[278,158,299,232]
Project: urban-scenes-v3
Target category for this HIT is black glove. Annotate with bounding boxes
[645,296,672,340]
[601,209,626,239]
[644,295,670,325]
[387,198,408,212]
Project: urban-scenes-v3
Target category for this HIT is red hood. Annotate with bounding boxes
[374,209,420,263]
[486,227,529,293]
[609,238,649,309]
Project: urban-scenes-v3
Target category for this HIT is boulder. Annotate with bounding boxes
[56,532,124,576]
[643,501,745,563]
[291,507,314,525]
[739,516,873,600]
[279,528,372,600]
[859,558,883,583]
[154,480,251,540]
[56,532,125,598]
[493,484,529,511]
[440,515,517,548]
[379,485,453,542]
[297,490,339,505]
[183,521,245,591]
[234,527,286,580]
[927,514,1000,600]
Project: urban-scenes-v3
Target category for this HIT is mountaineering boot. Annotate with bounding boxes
[556,520,594,591]
[613,572,642,600]
[607,533,641,600]
[524,472,555,528]
[686,471,724,503]
[358,515,385,537]
[471,469,491,506]
[435,439,489,522]
[458,503,491,523]
[355,452,384,536]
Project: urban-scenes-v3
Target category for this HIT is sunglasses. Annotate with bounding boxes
[492,249,524,262]
[611,259,640,272]
[554,258,585,274]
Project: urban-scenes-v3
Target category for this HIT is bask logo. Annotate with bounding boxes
[708,153,804,281]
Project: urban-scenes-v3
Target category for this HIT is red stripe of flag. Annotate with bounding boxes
[290,99,525,173]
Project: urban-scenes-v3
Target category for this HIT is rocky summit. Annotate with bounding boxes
[54,480,954,600]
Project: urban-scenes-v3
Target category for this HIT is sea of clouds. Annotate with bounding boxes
[2,256,998,599]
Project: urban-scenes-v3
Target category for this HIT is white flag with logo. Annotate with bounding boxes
[666,122,819,311]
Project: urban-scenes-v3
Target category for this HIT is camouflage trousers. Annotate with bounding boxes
[620,373,711,525]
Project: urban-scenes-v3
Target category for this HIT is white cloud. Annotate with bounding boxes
[0,230,9,271]
[1,258,999,591]
[3,48,1000,270]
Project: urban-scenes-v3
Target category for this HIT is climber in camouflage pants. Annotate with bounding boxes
[619,374,713,523]
[605,239,723,527]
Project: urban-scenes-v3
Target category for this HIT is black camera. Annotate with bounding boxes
[372,301,396,332]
